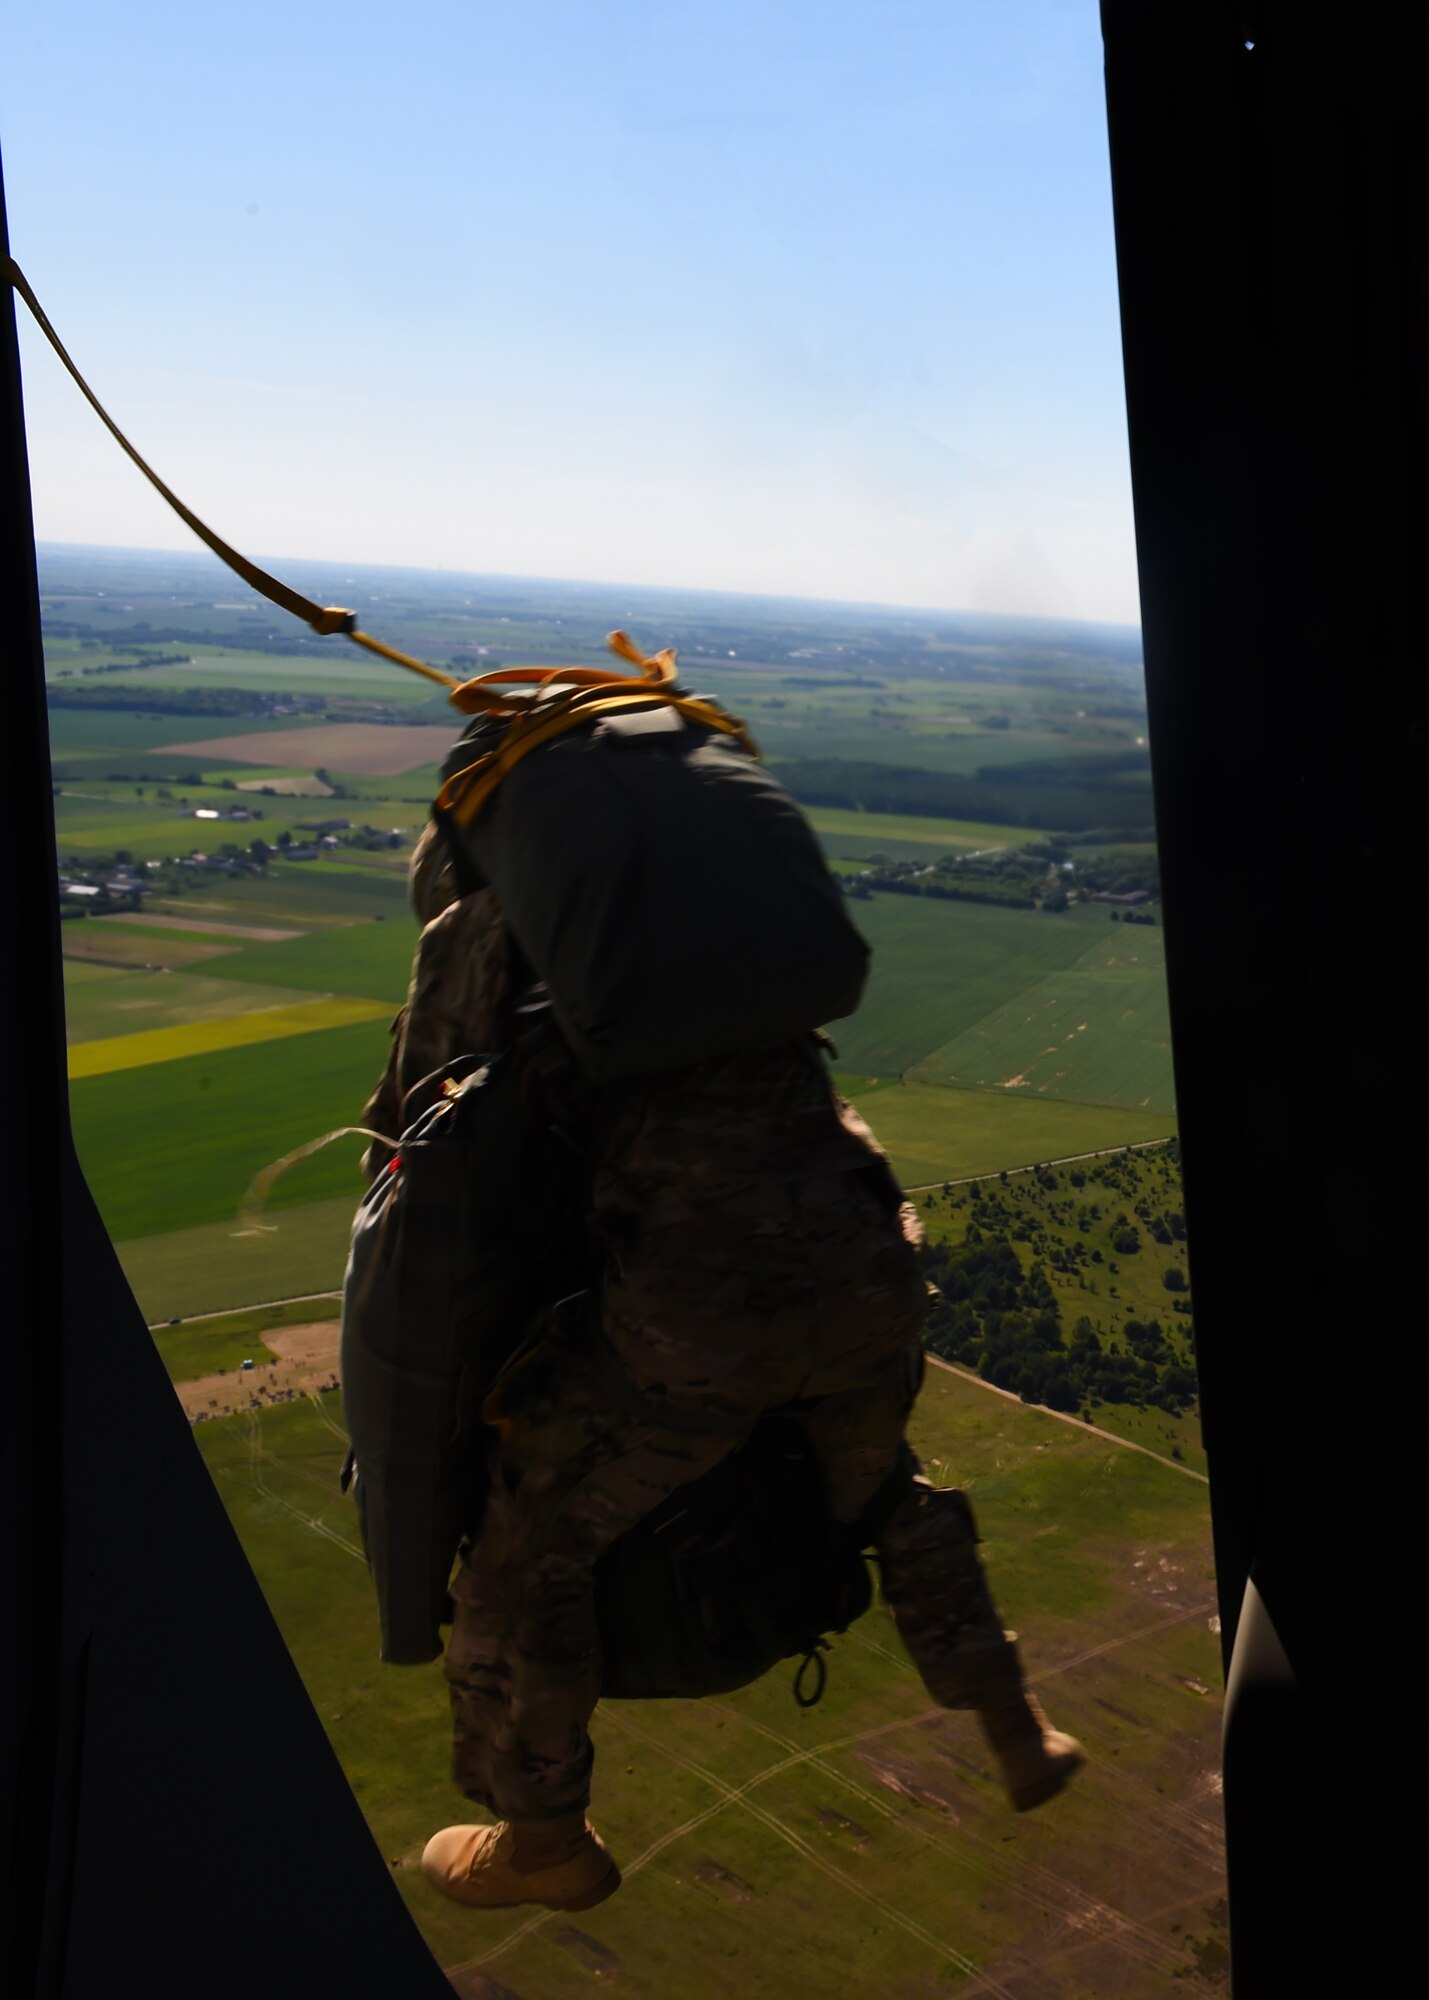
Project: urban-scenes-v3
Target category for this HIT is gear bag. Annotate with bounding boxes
[594,1411,911,1707]
[339,1047,582,1665]
[433,697,870,1082]
[480,1290,912,1707]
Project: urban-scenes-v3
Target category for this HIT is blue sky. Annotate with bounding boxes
[1,2,1140,623]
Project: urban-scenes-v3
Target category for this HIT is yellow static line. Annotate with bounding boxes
[66,996,392,1079]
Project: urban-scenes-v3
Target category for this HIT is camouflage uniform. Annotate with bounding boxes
[359,825,515,1177]
[375,823,1025,1825]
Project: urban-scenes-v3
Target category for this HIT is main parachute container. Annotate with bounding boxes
[436,703,870,1081]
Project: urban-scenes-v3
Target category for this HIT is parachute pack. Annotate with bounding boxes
[428,636,870,1081]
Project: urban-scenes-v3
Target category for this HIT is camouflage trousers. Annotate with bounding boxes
[444,1173,1020,1823]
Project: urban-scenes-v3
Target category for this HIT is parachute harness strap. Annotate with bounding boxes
[435,631,761,828]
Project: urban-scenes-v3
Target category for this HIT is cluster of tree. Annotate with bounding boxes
[779,673,887,690]
[976,745,1150,790]
[779,756,1156,835]
[840,841,1078,912]
[1109,908,1158,926]
[51,649,186,679]
[920,1232,1197,1416]
[841,870,1035,909]
[1069,824,1165,846]
[47,685,322,718]
[45,615,337,658]
[1074,849,1161,898]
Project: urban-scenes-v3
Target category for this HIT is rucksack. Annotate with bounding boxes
[429,637,870,1081]
[594,1406,913,1708]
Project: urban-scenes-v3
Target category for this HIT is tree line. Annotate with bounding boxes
[779,755,1156,835]
[919,1231,1196,1418]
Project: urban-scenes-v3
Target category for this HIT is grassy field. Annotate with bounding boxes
[851,1084,1173,1189]
[49,641,444,707]
[805,806,1016,853]
[62,961,344,1043]
[46,705,321,754]
[193,919,417,1004]
[143,859,412,925]
[115,1194,359,1323]
[906,921,1174,1113]
[106,1092,1177,1324]
[189,1359,1224,1997]
[58,922,245,969]
[70,1017,392,1240]
[54,787,328,857]
[70,886,1175,1316]
[835,897,1175,1116]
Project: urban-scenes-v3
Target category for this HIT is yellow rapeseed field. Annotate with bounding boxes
[66,996,393,1078]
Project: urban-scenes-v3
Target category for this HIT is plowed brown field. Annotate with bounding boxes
[155,722,461,774]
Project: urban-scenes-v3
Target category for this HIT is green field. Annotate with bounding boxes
[46,705,320,754]
[805,806,1016,853]
[836,896,1168,1096]
[49,641,444,706]
[58,922,244,969]
[116,1194,358,1323]
[907,922,1174,1112]
[193,919,416,1004]
[144,859,412,925]
[78,876,1175,1319]
[189,1359,1224,1997]
[853,1083,1173,1189]
[62,961,330,1043]
[71,1017,391,1240]
[53,785,425,861]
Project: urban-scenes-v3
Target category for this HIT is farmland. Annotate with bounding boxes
[65,892,1173,1286]
[46,546,1220,1992]
[50,554,1177,1302]
[184,1350,1225,1997]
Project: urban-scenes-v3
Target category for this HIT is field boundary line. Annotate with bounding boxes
[923,1354,1209,1484]
[599,1706,1014,1993]
[461,1596,1215,1987]
[466,1706,1016,1997]
[697,1691,1188,1977]
[243,1413,365,1563]
[148,1289,341,1330]
[902,1134,1175,1195]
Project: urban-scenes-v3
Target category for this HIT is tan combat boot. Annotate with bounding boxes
[876,1481,1086,1812]
[421,1812,621,1911]
[978,1682,1087,1812]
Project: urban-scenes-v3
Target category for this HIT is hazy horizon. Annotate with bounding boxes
[35,539,1144,651]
